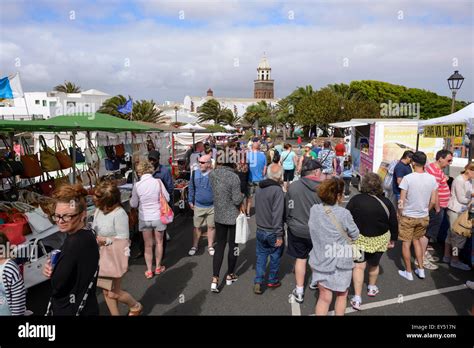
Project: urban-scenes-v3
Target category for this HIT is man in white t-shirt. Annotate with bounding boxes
[397,151,438,281]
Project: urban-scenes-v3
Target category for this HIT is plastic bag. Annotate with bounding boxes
[235,212,250,244]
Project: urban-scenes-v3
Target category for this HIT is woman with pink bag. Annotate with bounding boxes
[130,160,170,279]
[93,181,142,316]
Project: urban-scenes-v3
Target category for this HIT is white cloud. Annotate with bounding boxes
[0,0,472,104]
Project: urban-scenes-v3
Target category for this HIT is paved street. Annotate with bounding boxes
[26,186,473,316]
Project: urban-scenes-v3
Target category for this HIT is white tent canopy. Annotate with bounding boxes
[173,133,210,145]
[223,124,236,131]
[179,123,206,130]
[418,103,474,134]
[212,132,233,137]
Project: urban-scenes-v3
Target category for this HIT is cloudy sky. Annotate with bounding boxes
[1,0,473,103]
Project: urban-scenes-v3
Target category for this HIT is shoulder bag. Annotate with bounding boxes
[54,135,73,169]
[20,137,43,178]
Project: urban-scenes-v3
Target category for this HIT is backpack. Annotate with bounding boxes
[383,160,399,191]
[272,149,281,163]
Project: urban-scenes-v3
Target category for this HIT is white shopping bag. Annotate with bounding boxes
[235,212,250,244]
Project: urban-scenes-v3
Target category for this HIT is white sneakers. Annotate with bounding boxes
[188,247,197,256]
[414,268,425,279]
[398,270,414,281]
[466,281,474,290]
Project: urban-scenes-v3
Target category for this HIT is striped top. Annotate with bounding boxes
[1,259,26,315]
[425,162,450,208]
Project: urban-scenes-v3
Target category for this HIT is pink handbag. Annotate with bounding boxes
[158,180,174,225]
[98,238,130,278]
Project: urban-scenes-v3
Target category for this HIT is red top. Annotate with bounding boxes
[297,136,302,144]
[425,162,450,208]
[335,143,345,156]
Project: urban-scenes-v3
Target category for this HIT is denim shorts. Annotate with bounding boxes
[139,219,167,232]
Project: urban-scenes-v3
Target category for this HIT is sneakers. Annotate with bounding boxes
[466,281,474,290]
[450,261,471,271]
[254,283,263,295]
[350,297,362,311]
[211,281,219,293]
[367,286,379,297]
[425,252,439,263]
[398,270,414,281]
[414,268,425,279]
[442,256,451,264]
[415,258,439,270]
[267,281,281,289]
[208,247,215,256]
[188,247,197,256]
[291,288,304,304]
[309,282,318,290]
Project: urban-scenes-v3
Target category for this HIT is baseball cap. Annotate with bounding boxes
[148,150,160,161]
[302,159,323,173]
[305,143,313,148]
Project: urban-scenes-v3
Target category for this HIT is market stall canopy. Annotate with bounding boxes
[0,113,152,133]
[418,103,474,135]
[212,132,233,137]
[223,125,236,131]
[173,132,210,145]
[329,120,371,128]
[179,123,206,130]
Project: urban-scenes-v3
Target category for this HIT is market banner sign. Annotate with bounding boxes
[423,123,465,138]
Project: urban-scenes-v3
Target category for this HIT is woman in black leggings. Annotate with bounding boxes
[209,153,244,293]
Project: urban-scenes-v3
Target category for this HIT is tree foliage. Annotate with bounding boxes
[197,99,234,125]
[53,81,81,93]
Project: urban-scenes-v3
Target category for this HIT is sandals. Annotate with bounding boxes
[188,247,197,256]
[128,302,143,316]
[211,277,219,293]
[208,247,215,256]
[155,265,166,275]
[226,274,238,286]
[144,271,153,279]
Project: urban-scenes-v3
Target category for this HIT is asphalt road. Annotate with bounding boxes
[26,186,473,316]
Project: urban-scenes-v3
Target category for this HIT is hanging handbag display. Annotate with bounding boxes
[124,143,133,157]
[54,170,70,189]
[39,135,61,172]
[0,135,24,177]
[105,145,116,159]
[10,202,53,235]
[38,173,56,196]
[115,143,125,158]
[23,239,50,289]
[54,135,73,169]
[0,212,28,245]
[68,135,85,163]
[20,137,42,178]
[84,138,99,165]
[0,178,19,202]
[105,157,120,171]
[146,134,156,152]
[0,159,12,178]
[97,146,107,160]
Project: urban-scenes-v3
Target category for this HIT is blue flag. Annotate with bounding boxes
[117,98,132,114]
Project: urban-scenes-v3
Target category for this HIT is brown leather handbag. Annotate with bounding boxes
[38,173,56,196]
[39,135,61,172]
[55,135,73,169]
[54,170,70,189]
[20,137,43,178]
[115,143,125,158]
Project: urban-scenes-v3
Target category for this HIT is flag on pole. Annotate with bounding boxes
[117,98,133,114]
[0,73,24,99]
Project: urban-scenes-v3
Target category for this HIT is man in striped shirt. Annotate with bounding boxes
[422,149,453,270]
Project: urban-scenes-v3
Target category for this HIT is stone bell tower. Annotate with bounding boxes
[253,54,274,99]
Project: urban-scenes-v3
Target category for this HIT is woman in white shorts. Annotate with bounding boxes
[130,160,170,279]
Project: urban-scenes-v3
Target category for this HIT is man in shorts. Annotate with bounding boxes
[285,160,323,303]
[398,151,437,281]
[188,154,215,256]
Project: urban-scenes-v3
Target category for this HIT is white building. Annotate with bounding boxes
[0,89,110,119]
[183,55,279,118]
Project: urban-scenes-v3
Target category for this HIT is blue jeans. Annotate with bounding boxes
[254,229,284,284]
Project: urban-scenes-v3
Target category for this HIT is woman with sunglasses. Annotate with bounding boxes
[42,184,100,315]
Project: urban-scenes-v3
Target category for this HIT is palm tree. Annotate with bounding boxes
[225,112,242,126]
[98,95,130,118]
[197,99,233,125]
[244,100,271,133]
[132,100,169,124]
[53,81,81,93]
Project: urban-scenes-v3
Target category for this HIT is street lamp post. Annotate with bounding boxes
[447,70,465,113]
[174,105,178,124]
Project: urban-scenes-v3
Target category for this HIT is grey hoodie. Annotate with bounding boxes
[285,176,322,239]
[255,179,285,237]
